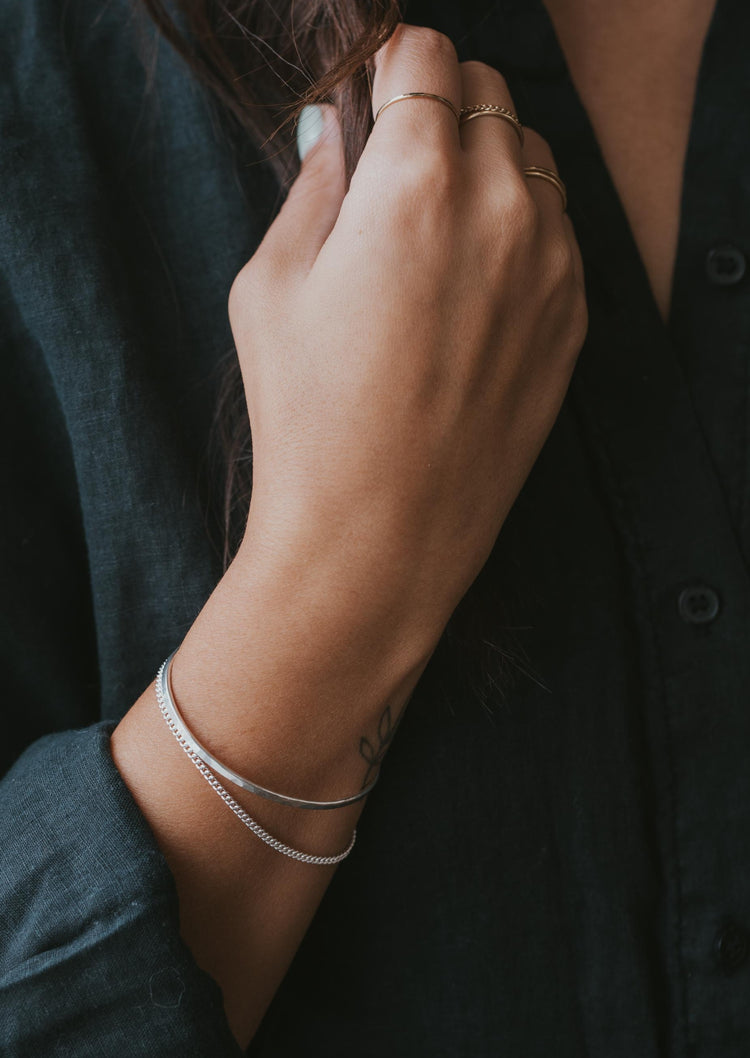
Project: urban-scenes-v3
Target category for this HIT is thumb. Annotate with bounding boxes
[260,105,347,278]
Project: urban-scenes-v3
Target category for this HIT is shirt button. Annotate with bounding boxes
[678,584,720,624]
[705,244,746,286]
[715,921,750,974]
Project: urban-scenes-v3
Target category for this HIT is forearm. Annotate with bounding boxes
[110,527,439,1047]
[111,12,588,1043]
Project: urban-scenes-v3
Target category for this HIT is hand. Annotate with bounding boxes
[228,23,588,644]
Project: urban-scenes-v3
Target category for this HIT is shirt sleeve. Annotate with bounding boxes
[0,721,245,1058]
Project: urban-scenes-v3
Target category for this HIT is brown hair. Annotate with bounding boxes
[142,0,525,710]
[141,0,403,564]
[141,1,402,184]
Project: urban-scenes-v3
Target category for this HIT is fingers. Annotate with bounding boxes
[457,63,572,267]
[456,60,566,227]
[369,24,462,155]
[520,128,566,223]
[252,105,347,281]
[458,61,523,175]
[520,129,584,288]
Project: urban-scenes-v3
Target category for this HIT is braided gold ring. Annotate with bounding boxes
[459,104,524,146]
[523,166,568,211]
[374,92,460,125]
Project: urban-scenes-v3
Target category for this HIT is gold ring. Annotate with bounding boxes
[523,166,567,211]
[374,92,460,125]
[459,104,524,147]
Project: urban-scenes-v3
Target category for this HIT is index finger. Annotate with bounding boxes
[369,24,462,155]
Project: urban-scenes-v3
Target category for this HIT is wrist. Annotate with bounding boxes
[234,506,447,668]
[170,528,439,804]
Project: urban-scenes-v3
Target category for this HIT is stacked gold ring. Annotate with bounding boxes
[459,103,524,146]
[372,94,567,212]
[522,166,568,211]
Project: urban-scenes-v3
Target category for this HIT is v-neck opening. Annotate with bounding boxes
[406,0,748,568]
[528,0,725,343]
[498,0,750,578]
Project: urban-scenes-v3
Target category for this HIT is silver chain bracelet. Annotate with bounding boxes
[155,658,357,866]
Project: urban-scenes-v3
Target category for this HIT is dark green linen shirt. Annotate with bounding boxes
[1,0,749,1054]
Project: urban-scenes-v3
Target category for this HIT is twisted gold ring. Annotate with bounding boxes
[459,104,524,146]
[523,166,567,211]
[374,92,460,124]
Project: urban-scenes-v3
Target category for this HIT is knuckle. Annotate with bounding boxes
[228,256,267,314]
[497,172,538,228]
[460,60,510,96]
[570,292,590,348]
[403,25,458,66]
[546,235,574,282]
[228,266,249,315]
[554,272,589,366]
[423,153,463,201]
[523,126,555,160]
[394,150,462,206]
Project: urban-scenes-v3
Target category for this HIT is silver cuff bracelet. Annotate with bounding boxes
[156,650,379,811]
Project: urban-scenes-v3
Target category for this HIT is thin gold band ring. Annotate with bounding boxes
[523,166,568,211]
[374,92,460,124]
[459,104,524,147]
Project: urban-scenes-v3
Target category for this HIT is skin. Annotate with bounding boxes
[543,0,718,320]
[110,0,712,1046]
[112,26,585,1046]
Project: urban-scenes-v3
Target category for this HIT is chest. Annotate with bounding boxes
[542,0,718,321]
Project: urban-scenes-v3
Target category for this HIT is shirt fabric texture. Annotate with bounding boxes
[1,0,749,1054]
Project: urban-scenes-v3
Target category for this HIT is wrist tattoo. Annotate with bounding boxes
[358,701,407,789]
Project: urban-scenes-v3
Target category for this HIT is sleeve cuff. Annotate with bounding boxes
[0,720,245,1057]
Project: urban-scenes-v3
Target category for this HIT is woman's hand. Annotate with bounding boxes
[229,23,588,645]
[114,27,588,1045]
